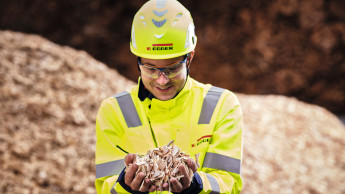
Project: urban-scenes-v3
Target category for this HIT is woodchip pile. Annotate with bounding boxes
[238,94,345,194]
[0,30,134,193]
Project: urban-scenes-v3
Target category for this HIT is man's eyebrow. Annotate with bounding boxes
[141,58,183,67]
[139,58,156,67]
[142,62,157,67]
[142,62,178,68]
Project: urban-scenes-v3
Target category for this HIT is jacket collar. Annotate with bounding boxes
[137,76,192,101]
[138,78,154,101]
[135,76,192,109]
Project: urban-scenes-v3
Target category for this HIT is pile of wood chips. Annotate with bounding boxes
[126,140,199,192]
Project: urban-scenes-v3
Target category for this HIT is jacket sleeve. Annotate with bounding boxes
[95,97,132,194]
[198,91,243,194]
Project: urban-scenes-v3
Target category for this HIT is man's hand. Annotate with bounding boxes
[124,154,158,192]
[161,158,199,193]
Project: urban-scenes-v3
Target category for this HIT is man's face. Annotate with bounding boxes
[140,56,188,101]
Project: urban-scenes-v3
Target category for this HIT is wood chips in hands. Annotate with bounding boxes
[125,140,199,192]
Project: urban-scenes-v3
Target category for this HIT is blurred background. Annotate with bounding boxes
[1,0,344,116]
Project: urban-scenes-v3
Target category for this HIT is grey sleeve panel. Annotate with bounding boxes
[110,189,117,194]
[96,159,125,179]
[198,86,226,124]
[206,173,221,194]
[115,91,142,128]
[203,152,241,174]
[110,182,118,194]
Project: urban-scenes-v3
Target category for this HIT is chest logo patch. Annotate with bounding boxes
[192,135,212,147]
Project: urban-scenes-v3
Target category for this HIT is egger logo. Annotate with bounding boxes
[147,43,173,51]
[191,135,212,147]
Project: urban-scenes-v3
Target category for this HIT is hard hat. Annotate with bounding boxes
[130,0,197,59]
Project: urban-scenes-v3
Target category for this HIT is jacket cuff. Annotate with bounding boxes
[117,168,148,194]
[174,172,203,194]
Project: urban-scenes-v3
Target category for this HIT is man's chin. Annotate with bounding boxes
[154,93,175,101]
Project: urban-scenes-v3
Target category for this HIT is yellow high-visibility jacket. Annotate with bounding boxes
[95,77,243,194]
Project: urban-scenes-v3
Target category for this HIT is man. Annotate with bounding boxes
[95,0,243,193]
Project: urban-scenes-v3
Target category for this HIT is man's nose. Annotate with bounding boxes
[156,71,169,85]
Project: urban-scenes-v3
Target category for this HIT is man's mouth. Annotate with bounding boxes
[155,85,172,91]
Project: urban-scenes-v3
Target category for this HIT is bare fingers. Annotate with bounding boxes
[164,165,192,193]
[148,184,158,193]
[139,178,151,192]
[187,158,198,173]
[170,177,184,192]
[124,154,136,166]
[125,164,147,191]
[124,163,138,186]
[131,172,146,190]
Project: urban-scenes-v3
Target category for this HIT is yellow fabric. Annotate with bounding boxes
[95,77,243,193]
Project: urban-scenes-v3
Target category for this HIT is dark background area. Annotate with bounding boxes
[1,0,344,114]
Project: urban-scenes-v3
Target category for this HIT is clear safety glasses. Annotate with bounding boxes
[138,55,188,79]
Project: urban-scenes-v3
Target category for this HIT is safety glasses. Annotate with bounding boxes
[138,55,188,79]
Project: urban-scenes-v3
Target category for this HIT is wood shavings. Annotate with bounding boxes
[126,140,199,191]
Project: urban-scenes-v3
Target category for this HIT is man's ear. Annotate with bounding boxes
[187,50,195,67]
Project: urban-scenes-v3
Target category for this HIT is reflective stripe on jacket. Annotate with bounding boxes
[95,77,243,193]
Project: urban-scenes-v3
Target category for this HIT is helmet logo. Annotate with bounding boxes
[147,43,173,51]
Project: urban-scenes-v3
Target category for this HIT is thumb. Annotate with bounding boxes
[188,158,198,173]
[125,154,136,166]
